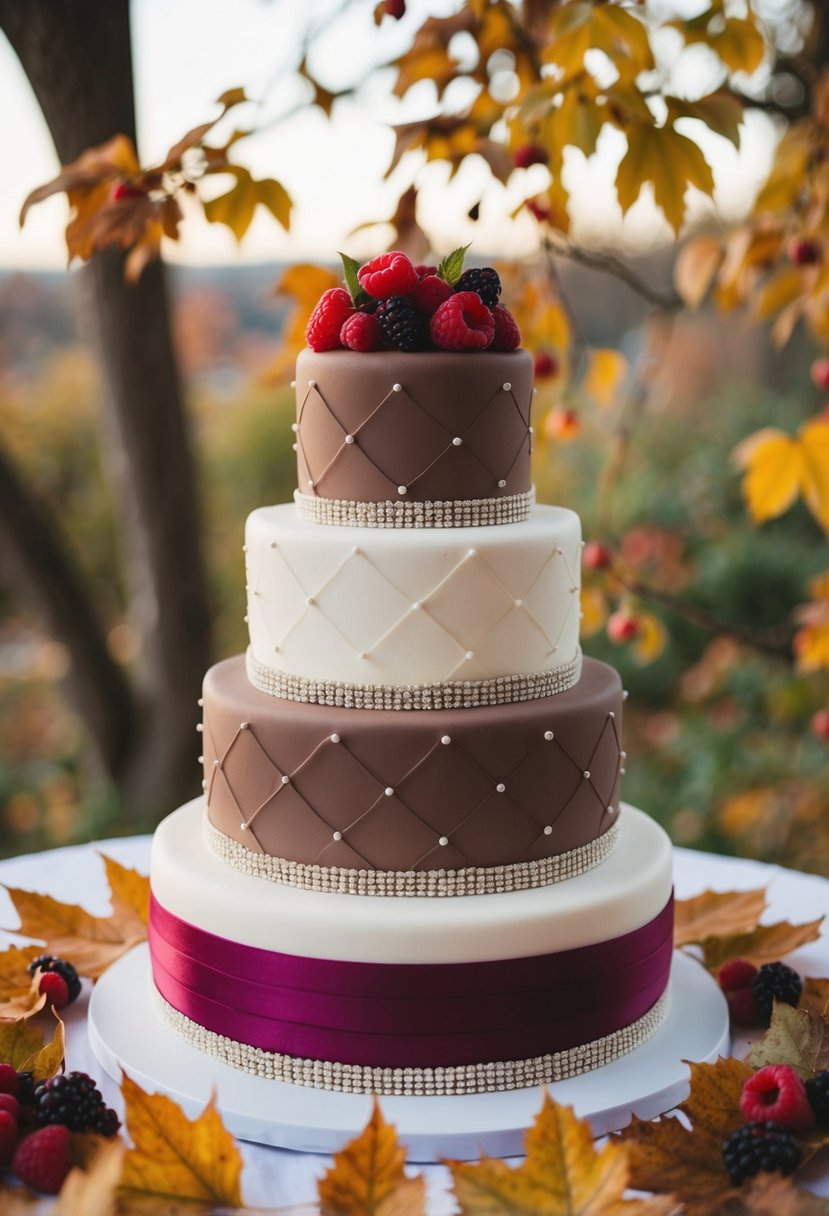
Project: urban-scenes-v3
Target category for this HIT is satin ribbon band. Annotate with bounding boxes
[148,893,673,1070]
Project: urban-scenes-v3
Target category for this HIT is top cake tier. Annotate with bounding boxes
[293,348,534,527]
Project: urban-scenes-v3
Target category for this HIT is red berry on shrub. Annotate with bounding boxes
[811,709,829,741]
[111,181,145,202]
[513,143,548,169]
[534,351,558,379]
[788,237,821,266]
[358,251,418,299]
[306,288,354,352]
[583,541,612,571]
[411,274,453,317]
[811,358,829,390]
[526,198,550,223]
[429,291,495,350]
[490,305,521,351]
[607,611,639,643]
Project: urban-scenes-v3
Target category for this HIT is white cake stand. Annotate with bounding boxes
[89,945,728,1162]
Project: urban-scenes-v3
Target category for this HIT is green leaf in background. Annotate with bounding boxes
[437,244,470,285]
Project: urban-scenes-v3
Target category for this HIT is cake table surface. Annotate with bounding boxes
[1,834,828,1211]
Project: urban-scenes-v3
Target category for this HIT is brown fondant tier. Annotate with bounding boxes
[294,348,532,508]
[201,656,623,876]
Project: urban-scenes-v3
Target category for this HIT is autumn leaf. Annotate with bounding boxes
[56,1138,126,1216]
[801,977,829,1018]
[119,1073,243,1208]
[748,1001,829,1080]
[583,349,628,409]
[580,587,608,638]
[617,122,714,236]
[673,888,766,948]
[544,3,654,83]
[203,165,291,240]
[674,234,725,310]
[449,1092,674,1215]
[102,856,149,928]
[698,917,824,972]
[724,1174,829,1215]
[318,1098,425,1216]
[3,853,149,980]
[733,420,829,533]
[0,1184,38,1214]
[0,1018,46,1069]
[0,944,47,1020]
[21,1011,65,1081]
[630,611,667,666]
[667,93,743,149]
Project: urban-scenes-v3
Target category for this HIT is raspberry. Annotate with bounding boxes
[490,305,521,351]
[534,351,558,379]
[357,251,418,299]
[455,267,501,308]
[805,1070,829,1125]
[34,1071,120,1136]
[306,288,354,352]
[413,264,437,278]
[376,295,426,351]
[513,143,548,169]
[0,1110,18,1168]
[722,1121,801,1186]
[411,274,452,317]
[718,958,759,1025]
[28,956,81,1006]
[430,292,495,351]
[0,1094,20,1120]
[741,1066,815,1132]
[718,959,758,990]
[0,1064,19,1097]
[37,972,70,1009]
[340,312,381,352]
[752,962,802,1024]
[12,1124,71,1195]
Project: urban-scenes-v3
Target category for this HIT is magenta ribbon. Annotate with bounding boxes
[149,892,673,1069]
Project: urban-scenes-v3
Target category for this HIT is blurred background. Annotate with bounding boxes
[1,0,827,870]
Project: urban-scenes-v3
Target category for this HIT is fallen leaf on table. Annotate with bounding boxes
[0,1018,45,1068]
[722,1173,829,1214]
[674,888,766,948]
[56,1137,125,1216]
[449,1091,676,1215]
[319,1097,425,1216]
[2,853,149,980]
[118,1072,243,1209]
[698,917,823,972]
[0,944,47,1020]
[0,1183,39,1212]
[801,977,829,1018]
[748,1001,829,1080]
[19,1010,65,1081]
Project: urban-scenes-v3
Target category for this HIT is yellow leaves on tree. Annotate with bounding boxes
[795,569,829,673]
[617,122,714,237]
[203,166,291,241]
[733,419,829,534]
[318,1099,425,1215]
[3,854,149,980]
[583,349,628,409]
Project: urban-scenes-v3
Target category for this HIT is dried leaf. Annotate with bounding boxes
[20,1011,65,1080]
[56,1137,125,1216]
[673,888,766,948]
[699,917,824,971]
[0,944,47,1020]
[318,1098,425,1215]
[119,1073,243,1208]
[724,1174,829,1215]
[800,977,829,1018]
[747,1002,829,1079]
[0,1018,45,1068]
[674,234,725,310]
[102,856,149,928]
[0,1183,39,1213]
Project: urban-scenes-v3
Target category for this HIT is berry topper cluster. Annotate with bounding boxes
[305,247,522,354]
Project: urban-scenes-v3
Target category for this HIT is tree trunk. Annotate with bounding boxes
[0,0,211,817]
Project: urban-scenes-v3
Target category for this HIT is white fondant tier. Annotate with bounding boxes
[245,504,582,691]
[150,800,672,964]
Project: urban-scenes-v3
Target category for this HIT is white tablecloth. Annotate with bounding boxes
[1,836,828,1210]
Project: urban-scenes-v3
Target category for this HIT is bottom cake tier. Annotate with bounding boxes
[148,798,673,1096]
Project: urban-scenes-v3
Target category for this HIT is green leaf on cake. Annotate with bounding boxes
[437,244,470,285]
[339,251,372,307]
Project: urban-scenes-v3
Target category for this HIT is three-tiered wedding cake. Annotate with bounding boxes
[147,255,673,1097]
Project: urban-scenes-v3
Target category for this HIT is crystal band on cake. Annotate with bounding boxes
[205,815,620,896]
[245,648,582,710]
[155,987,670,1096]
[293,489,535,528]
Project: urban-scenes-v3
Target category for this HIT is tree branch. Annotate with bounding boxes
[545,234,684,312]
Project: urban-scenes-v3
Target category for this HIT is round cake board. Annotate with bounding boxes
[89,945,728,1163]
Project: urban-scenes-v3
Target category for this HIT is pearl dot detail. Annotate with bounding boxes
[398,486,407,495]
[543,825,552,835]
[308,379,317,387]
[583,770,591,779]
[332,831,342,842]
[503,382,511,391]
[544,730,555,741]
[465,651,475,661]
[292,443,298,452]
[438,836,449,847]
[345,434,355,444]
[291,422,298,432]
[496,783,506,793]
[306,596,315,606]
[392,383,402,392]
[384,787,394,797]
[515,598,523,607]
[452,437,462,446]
[290,380,296,388]
[498,479,506,488]
[468,548,477,557]
[240,822,248,831]
[240,722,250,731]
[330,734,340,743]
[441,735,451,745]
[281,774,290,785]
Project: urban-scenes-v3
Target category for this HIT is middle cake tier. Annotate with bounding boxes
[245,503,583,708]
[201,655,623,893]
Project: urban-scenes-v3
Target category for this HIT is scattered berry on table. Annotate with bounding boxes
[12,1124,71,1195]
[358,251,419,299]
[305,288,354,352]
[455,266,501,308]
[0,1094,20,1120]
[752,961,802,1023]
[340,311,381,352]
[740,1065,814,1132]
[430,292,495,351]
[0,1110,18,1168]
[34,1071,120,1137]
[29,955,81,1007]
[37,971,70,1009]
[513,143,548,169]
[376,295,426,352]
[722,1121,801,1186]
[805,1070,829,1125]
[717,958,758,1025]
[490,305,521,351]
[0,1064,19,1097]
[534,350,558,379]
[410,274,453,317]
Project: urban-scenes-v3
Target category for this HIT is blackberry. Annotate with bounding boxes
[34,1071,120,1137]
[16,1071,36,1107]
[29,956,81,1005]
[722,1121,801,1186]
[752,962,802,1023]
[376,296,426,351]
[805,1070,829,1125]
[455,267,501,308]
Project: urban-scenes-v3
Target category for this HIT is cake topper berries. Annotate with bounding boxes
[304,247,521,353]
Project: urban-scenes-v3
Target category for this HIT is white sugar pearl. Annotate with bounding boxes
[543,825,552,835]
[438,836,449,847]
[306,596,315,606]
[465,651,475,661]
[240,822,249,831]
[308,379,317,387]
[330,734,340,743]
[291,422,298,432]
[468,548,477,557]
[290,380,296,388]
[333,831,342,841]
[385,787,394,796]
[498,479,506,488]
[583,770,591,779]
[398,486,407,495]
[240,722,250,730]
[452,436,462,446]
[281,774,290,784]
[496,783,506,793]
[392,383,402,392]
[544,730,554,741]
[503,382,511,391]
[441,735,451,745]
[292,443,298,451]
[345,434,355,444]
[515,598,523,607]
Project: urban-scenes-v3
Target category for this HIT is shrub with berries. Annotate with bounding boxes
[305,247,522,354]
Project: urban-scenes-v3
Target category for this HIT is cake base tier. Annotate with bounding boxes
[89,946,729,1160]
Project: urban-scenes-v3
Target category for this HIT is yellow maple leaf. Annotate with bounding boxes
[580,586,607,639]
[0,944,47,1021]
[631,611,667,665]
[56,1137,126,1216]
[674,887,766,948]
[674,233,724,310]
[203,165,291,240]
[318,1098,424,1215]
[733,419,829,532]
[617,122,714,235]
[22,1012,65,1082]
[544,3,654,83]
[699,916,824,972]
[0,1019,47,1070]
[583,349,628,409]
[119,1073,244,1208]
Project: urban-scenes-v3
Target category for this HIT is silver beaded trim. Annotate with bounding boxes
[154,986,670,1095]
[205,818,620,896]
[294,489,535,529]
[245,648,583,710]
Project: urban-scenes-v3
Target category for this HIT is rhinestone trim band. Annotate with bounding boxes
[294,489,535,528]
[245,648,583,710]
[155,986,669,1095]
[205,817,620,896]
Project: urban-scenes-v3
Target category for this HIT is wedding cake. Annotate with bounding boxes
[147,252,673,1096]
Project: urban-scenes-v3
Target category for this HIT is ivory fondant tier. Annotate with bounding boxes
[293,348,533,514]
[148,799,673,1092]
[201,655,623,877]
[244,503,582,698]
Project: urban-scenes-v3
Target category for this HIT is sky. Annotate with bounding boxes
[0,0,782,270]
